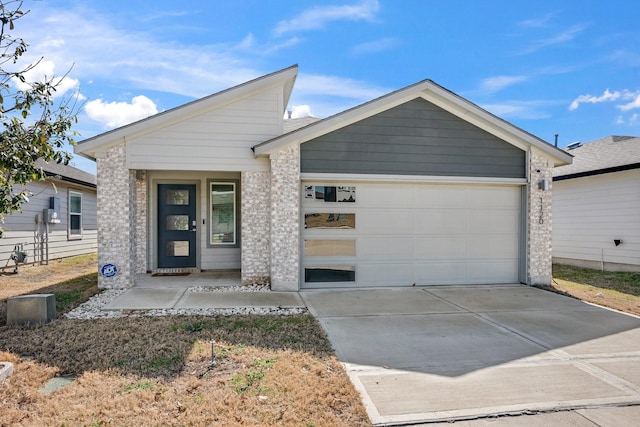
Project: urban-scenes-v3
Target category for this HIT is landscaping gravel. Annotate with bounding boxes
[64,286,307,320]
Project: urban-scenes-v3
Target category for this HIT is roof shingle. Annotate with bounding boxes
[553,135,640,178]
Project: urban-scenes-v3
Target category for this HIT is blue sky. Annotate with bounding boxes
[15,0,640,174]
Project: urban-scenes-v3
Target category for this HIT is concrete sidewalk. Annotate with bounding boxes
[103,287,305,310]
[300,285,640,426]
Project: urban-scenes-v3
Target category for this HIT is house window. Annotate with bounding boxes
[69,191,82,239]
[210,182,237,245]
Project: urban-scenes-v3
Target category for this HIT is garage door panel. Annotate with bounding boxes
[468,186,520,208]
[358,237,413,257]
[468,211,519,234]
[413,185,468,208]
[358,262,414,285]
[358,210,413,235]
[467,236,519,258]
[414,237,467,259]
[414,262,469,284]
[467,261,519,282]
[413,210,467,234]
[358,185,413,206]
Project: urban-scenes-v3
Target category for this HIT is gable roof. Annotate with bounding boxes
[553,135,640,180]
[75,65,299,160]
[254,78,572,166]
[36,159,97,188]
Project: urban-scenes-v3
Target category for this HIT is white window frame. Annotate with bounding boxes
[68,190,83,240]
[208,181,239,247]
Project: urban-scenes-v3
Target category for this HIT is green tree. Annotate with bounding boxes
[0,0,78,234]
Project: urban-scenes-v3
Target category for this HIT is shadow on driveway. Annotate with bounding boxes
[301,285,640,425]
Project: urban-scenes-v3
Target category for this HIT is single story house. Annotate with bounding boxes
[74,65,572,291]
[1,159,97,267]
[553,136,640,272]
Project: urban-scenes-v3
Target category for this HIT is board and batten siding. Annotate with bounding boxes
[1,179,97,264]
[127,87,283,172]
[553,169,640,270]
[301,98,526,178]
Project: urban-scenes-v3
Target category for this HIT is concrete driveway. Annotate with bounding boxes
[300,285,640,426]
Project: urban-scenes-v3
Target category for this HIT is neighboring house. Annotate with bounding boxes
[74,65,572,291]
[1,159,97,267]
[553,136,640,272]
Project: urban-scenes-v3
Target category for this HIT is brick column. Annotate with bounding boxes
[96,143,137,288]
[269,144,300,291]
[527,148,553,285]
[134,171,147,274]
[241,171,271,285]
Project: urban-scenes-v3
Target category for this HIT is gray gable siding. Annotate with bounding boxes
[300,98,526,178]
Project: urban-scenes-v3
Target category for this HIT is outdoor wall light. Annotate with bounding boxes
[538,179,550,191]
[614,239,622,246]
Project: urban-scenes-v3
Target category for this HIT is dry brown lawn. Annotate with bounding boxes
[0,255,370,426]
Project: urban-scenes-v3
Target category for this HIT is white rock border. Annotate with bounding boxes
[64,287,307,320]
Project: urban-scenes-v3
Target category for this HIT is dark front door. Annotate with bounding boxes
[157,184,197,268]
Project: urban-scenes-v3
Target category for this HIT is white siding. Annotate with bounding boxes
[127,87,281,172]
[552,169,640,269]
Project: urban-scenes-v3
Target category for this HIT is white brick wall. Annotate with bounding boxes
[269,144,300,291]
[241,171,271,285]
[96,143,136,288]
[527,148,554,285]
[135,171,147,274]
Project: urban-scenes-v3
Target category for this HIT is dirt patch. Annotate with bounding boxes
[548,278,640,317]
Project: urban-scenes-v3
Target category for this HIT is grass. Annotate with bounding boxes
[552,264,640,296]
[0,255,370,426]
[549,264,640,316]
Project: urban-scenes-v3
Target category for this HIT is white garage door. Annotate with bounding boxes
[301,182,522,288]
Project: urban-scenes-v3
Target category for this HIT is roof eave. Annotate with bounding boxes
[75,65,299,159]
[254,78,573,167]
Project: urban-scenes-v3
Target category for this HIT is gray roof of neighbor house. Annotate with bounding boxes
[35,159,97,188]
[553,135,640,180]
[283,116,321,133]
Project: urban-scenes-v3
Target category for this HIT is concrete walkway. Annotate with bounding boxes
[300,285,640,426]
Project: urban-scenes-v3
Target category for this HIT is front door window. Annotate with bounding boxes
[157,184,197,268]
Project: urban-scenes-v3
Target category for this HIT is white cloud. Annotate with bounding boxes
[518,13,557,29]
[350,37,401,55]
[22,7,261,99]
[518,24,588,55]
[84,95,158,128]
[630,113,639,125]
[11,59,80,98]
[479,75,528,94]
[569,89,621,110]
[296,73,388,100]
[287,105,314,118]
[481,101,552,120]
[569,88,640,111]
[617,92,640,111]
[273,0,380,36]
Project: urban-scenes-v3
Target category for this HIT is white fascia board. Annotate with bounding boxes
[75,65,298,160]
[300,172,527,186]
